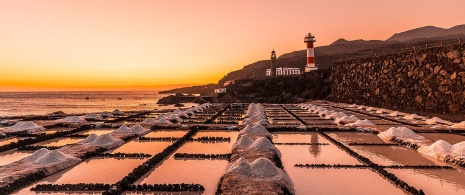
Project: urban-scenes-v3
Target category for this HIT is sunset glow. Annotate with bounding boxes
[1,0,465,91]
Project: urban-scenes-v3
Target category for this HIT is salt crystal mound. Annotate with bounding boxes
[113,124,148,135]
[25,148,52,161]
[247,137,282,157]
[114,124,132,133]
[345,119,376,126]
[84,113,100,120]
[334,115,359,124]
[388,111,402,117]
[254,119,270,126]
[184,109,194,116]
[452,141,465,157]
[84,134,124,148]
[60,116,86,123]
[112,109,123,115]
[375,109,387,114]
[142,118,157,124]
[349,104,357,108]
[239,125,272,140]
[226,157,252,176]
[241,119,255,125]
[250,157,280,178]
[325,112,346,119]
[176,112,189,118]
[403,114,422,120]
[366,107,376,112]
[425,117,453,125]
[80,134,98,144]
[166,114,182,122]
[34,150,80,165]
[357,105,365,110]
[6,121,45,133]
[233,136,254,150]
[173,109,182,114]
[155,118,173,124]
[156,114,165,120]
[451,121,465,129]
[318,110,335,117]
[100,112,113,118]
[378,127,426,142]
[418,140,452,158]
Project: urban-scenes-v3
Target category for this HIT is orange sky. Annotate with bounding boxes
[1,0,464,91]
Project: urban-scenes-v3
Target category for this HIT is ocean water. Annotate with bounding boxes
[0,91,177,117]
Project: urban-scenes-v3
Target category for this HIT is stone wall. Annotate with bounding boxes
[329,43,465,114]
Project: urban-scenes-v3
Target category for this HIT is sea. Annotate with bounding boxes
[0,91,184,117]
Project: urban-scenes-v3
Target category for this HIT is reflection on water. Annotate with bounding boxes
[352,146,446,166]
[193,131,238,142]
[0,137,18,146]
[276,145,361,165]
[34,138,83,147]
[327,132,387,144]
[45,128,74,135]
[387,168,465,195]
[136,154,227,195]
[110,141,173,155]
[272,132,331,144]
[418,133,465,145]
[143,130,188,138]
[283,168,405,195]
[0,150,33,166]
[176,142,232,154]
[81,129,115,136]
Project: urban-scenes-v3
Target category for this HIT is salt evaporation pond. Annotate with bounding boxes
[136,154,228,194]
[272,132,331,144]
[387,168,465,195]
[276,145,361,165]
[327,132,387,144]
[0,150,33,166]
[143,130,189,138]
[34,137,83,147]
[352,146,445,166]
[0,137,18,146]
[418,133,465,145]
[81,128,115,136]
[193,131,238,141]
[110,141,173,155]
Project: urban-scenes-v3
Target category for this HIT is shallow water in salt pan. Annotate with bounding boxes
[327,132,388,144]
[352,146,445,166]
[34,137,83,147]
[0,150,33,166]
[276,144,361,165]
[81,128,115,136]
[387,168,465,195]
[136,153,228,195]
[143,130,188,138]
[110,141,173,155]
[44,128,74,135]
[272,132,331,144]
[0,137,18,146]
[418,133,465,145]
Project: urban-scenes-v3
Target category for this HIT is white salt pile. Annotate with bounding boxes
[84,113,100,120]
[100,112,113,118]
[60,116,86,123]
[6,121,45,133]
[418,140,451,158]
[375,109,387,114]
[242,119,255,125]
[81,134,124,148]
[112,109,123,115]
[239,125,273,140]
[345,119,376,126]
[452,141,465,157]
[388,111,403,117]
[325,112,346,119]
[357,105,365,110]
[318,110,335,117]
[155,118,173,124]
[226,157,252,176]
[425,117,453,125]
[378,127,426,142]
[334,115,359,124]
[349,104,357,108]
[233,136,255,150]
[113,124,149,135]
[366,107,375,112]
[248,137,281,157]
[250,157,280,178]
[25,148,80,168]
[403,114,423,120]
[142,118,157,124]
[451,121,465,129]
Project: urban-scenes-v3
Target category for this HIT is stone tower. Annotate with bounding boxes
[271,50,277,76]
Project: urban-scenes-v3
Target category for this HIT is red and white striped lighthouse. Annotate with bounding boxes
[304,33,317,72]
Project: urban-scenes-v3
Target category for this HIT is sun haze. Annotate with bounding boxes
[1,0,464,91]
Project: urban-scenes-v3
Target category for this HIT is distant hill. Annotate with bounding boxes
[387,25,465,42]
[218,24,465,86]
[159,84,217,95]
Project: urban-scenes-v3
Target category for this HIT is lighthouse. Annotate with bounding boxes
[270,50,277,76]
[304,33,317,72]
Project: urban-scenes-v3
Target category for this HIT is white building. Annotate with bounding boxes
[214,88,227,93]
[266,67,301,76]
[223,80,235,87]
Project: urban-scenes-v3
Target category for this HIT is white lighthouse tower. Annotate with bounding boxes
[304,33,317,72]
